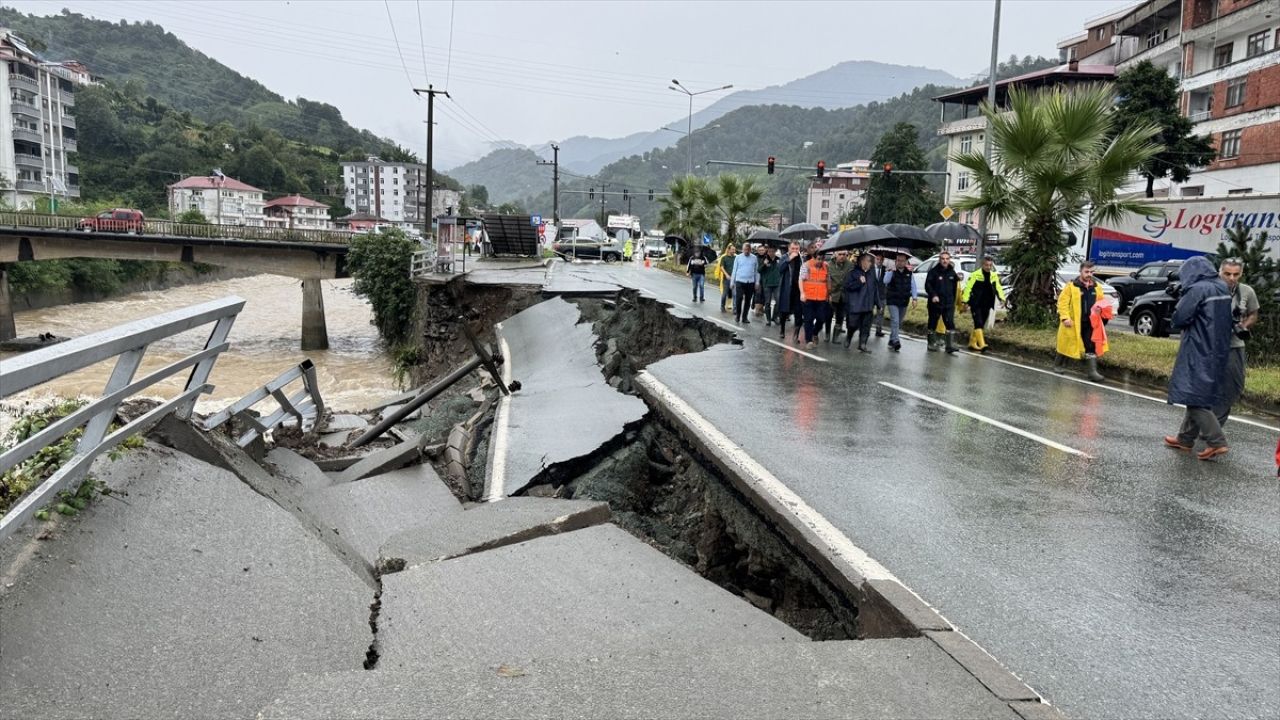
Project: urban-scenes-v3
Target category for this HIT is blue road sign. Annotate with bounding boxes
[702,233,713,245]
[530,214,543,226]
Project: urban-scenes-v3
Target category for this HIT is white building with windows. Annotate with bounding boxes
[168,175,267,226]
[0,30,80,209]
[341,156,461,229]
[805,161,870,227]
[263,194,333,230]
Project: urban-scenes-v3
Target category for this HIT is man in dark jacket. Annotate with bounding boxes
[758,247,781,325]
[873,254,888,337]
[842,252,877,352]
[823,250,852,343]
[1163,256,1234,460]
[925,252,960,354]
[776,242,804,342]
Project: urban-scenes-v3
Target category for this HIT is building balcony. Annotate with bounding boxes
[67,184,80,197]
[936,115,988,137]
[15,179,45,192]
[61,137,77,153]
[1116,36,1181,69]
[1115,0,1180,36]
[1183,49,1279,91]
[8,73,39,93]
[12,127,42,144]
[65,163,77,175]
[1185,0,1272,38]
[13,153,43,168]
[60,114,75,130]
[58,90,74,106]
[10,103,40,121]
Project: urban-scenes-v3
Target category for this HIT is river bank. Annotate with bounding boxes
[10,263,251,313]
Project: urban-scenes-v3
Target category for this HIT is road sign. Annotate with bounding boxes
[939,206,955,221]
[702,233,713,246]
[530,214,542,226]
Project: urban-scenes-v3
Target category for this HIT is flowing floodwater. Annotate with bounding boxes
[0,274,397,432]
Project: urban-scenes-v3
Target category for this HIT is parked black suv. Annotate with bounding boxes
[1128,285,1180,337]
[1107,260,1184,314]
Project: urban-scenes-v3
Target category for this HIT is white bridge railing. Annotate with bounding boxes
[0,296,245,542]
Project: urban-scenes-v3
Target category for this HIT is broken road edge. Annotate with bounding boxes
[633,370,1067,720]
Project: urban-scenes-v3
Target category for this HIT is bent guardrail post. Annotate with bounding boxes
[0,295,245,543]
[202,359,325,448]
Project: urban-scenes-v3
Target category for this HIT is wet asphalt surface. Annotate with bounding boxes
[556,261,1280,720]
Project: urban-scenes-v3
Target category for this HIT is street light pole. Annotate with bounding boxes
[976,0,1001,260]
[669,80,733,177]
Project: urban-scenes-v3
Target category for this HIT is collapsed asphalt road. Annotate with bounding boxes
[565,259,1280,720]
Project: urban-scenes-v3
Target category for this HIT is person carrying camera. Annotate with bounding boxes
[1215,258,1259,428]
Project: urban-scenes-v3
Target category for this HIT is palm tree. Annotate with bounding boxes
[952,84,1163,325]
[657,176,713,243]
[702,174,775,250]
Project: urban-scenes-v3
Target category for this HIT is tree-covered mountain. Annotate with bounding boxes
[0,7,400,156]
[448,148,551,210]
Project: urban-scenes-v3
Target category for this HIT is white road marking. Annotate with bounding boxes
[484,334,514,503]
[879,380,1093,458]
[762,337,829,362]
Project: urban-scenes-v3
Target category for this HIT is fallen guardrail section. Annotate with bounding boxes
[202,359,325,447]
[0,296,245,543]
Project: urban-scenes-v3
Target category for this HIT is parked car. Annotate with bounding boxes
[1105,259,1184,314]
[912,254,1010,298]
[77,208,145,234]
[1056,271,1120,308]
[1128,285,1179,337]
[551,236,624,262]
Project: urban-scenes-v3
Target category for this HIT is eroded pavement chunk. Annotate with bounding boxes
[378,523,803,669]
[0,445,370,720]
[494,297,647,495]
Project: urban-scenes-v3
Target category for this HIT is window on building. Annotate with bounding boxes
[1246,31,1268,58]
[1068,46,1078,61]
[957,172,970,191]
[821,199,829,208]
[1226,77,1246,107]
[1213,43,1233,67]
[960,135,972,154]
[820,212,829,221]
[1219,129,1242,158]
[1227,187,1253,195]
[1094,27,1104,41]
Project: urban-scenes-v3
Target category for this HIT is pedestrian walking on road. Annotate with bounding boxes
[732,242,760,324]
[1213,258,1259,428]
[1162,256,1234,460]
[925,251,960,354]
[1054,261,1108,381]
[718,244,737,313]
[776,242,804,342]
[960,256,1006,353]
[759,247,781,325]
[799,250,830,349]
[623,237,634,262]
[686,247,708,302]
[823,250,853,343]
[873,254,888,338]
[883,253,918,352]
[842,252,877,352]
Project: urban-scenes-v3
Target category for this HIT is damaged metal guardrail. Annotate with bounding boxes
[0,296,245,542]
[201,359,325,447]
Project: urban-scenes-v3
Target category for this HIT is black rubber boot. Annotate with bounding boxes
[926,332,939,352]
[1053,354,1067,374]
[1085,354,1105,382]
[944,331,958,354]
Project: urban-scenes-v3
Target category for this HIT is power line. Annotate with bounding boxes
[445,0,456,90]
[383,0,418,90]
[415,0,430,86]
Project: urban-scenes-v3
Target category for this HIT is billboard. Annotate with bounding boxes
[1090,194,1279,269]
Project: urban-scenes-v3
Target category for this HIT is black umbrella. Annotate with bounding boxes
[822,225,896,253]
[746,229,789,249]
[779,222,827,242]
[882,223,941,250]
[925,222,982,246]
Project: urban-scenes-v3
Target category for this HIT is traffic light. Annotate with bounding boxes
[816,160,826,179]
[623,188,629,200]
[588,188,594,199]
[883,163,893,178]
[648,189,655,201]
[767,156,776,174]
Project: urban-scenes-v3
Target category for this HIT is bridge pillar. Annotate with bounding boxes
[301,278,329,351]
[0,264,15,342]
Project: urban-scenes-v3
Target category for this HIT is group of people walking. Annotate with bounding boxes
[687,242,1007,356]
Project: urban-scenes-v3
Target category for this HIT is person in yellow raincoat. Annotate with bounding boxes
[1055,260,1108,381]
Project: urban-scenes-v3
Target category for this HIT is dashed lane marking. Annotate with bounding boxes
[762,337,829,362]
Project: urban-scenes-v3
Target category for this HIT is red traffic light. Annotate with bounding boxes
[816,160,826,179]
[883,163,893,177]
[767,156,776,174]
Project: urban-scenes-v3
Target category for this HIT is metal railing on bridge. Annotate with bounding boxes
[0,296,244,543]
[0,211,359,246]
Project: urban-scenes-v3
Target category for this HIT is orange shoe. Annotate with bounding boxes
[1197,446,1229,461]
[1163,436,1193,451]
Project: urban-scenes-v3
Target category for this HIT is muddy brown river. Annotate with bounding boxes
[0,275,397,432]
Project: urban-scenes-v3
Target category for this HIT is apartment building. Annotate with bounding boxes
[0,30,80,209]
[168,175,267,226]
[1058,5,1139,64]
[1105,0,1279,197]
[341,156,428,225]
[933,63,1116,243]
[806,161,870,227]
[263,194,333,230]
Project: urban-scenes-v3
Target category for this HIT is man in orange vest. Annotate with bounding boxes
[798,249,830,349]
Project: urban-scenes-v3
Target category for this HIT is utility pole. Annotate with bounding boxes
[976,0,1001,260]
[536,143,560,225]
[414,85,450,239]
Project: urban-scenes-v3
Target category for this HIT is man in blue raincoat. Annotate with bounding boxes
[1163,256,1234,460]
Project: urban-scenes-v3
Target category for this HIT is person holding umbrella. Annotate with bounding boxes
[776,241,805,341]
[798,248,830,349]
[842,252,878,352]
[959,256,1006,353]
[824,250,853,343]
[925,251,961,354]
[882,253,918,352]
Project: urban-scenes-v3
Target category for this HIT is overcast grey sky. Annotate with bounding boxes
[13,0,1126,166]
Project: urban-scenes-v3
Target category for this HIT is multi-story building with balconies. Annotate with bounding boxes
[263,194,333,230]
[806,161,870,227]
[0,30,80,209]
[933,62,1116,245]
[341,157,428,226]
[168,175,267,226]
